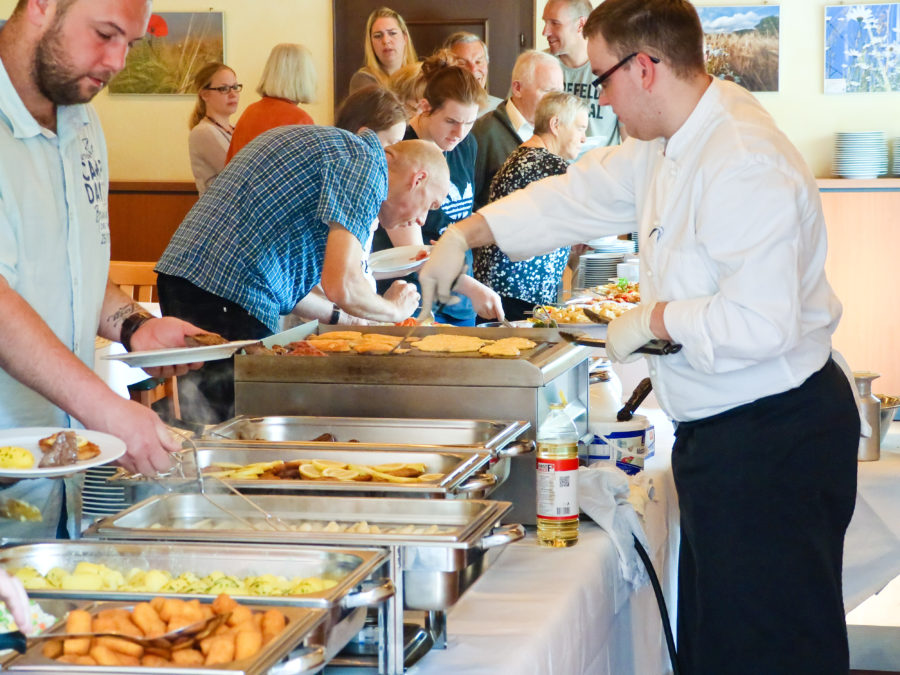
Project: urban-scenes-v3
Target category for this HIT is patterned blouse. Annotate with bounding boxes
[473,146,571,305]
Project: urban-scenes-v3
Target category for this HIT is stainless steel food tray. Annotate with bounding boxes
[204,416,529,452]
[3,600,329,675]
[0,541,389,611]
[148,444,496,498]
[85,494,508,547]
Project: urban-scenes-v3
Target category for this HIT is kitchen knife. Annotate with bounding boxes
[260,319,319,348]
[558,331,682,356]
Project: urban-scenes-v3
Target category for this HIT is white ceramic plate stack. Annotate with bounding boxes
[82,465,131,518]
[892,138,900,177]
[576,252,625,288]
[834,131,888,179]
[585,235,637,255]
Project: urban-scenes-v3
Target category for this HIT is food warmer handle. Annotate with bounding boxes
[340,578,395,609]
[454,472,498,494]
[269,645,326,675]
[479,523,526,549]
[495,439,535,457]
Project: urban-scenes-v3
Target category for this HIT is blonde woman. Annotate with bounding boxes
[226,43,317,163]
[188,62,241,194]
[349,7,417,92]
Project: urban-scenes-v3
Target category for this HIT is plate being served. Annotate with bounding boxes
[369,245,431,280]
[102,339,260,369]
[0,428,126,478]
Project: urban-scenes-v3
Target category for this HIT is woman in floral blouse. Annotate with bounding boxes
[473,92,588,320]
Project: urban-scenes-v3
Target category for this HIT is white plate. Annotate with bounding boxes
[369,245,431,279]
[102,340,260,368]
[0,428,126,478]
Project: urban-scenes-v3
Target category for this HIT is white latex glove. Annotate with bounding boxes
[419,226,469,306]
[606,302,656,363]
[0,571,32,635]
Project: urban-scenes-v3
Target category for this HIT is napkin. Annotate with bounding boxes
[577,463,655,592]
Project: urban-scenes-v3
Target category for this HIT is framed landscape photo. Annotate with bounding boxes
[109,11,225,94]
[825,3,900,93]
[695,5,780,92]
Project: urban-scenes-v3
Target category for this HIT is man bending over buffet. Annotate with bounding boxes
[0,0,207,542]
[420,1,859,673]
[156,128,449,423]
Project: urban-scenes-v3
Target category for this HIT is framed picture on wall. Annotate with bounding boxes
[109,11,225,94]
[825,3,900,93]
[695,5,780,92]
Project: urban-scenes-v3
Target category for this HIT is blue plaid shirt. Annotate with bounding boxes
[157,126,387,332]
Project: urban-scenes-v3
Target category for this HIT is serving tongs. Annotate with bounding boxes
[558,331,682,356]
[113,429,291,532]
[0,612,231,654]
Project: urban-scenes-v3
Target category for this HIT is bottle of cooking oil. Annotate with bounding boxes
[536,401,579,547]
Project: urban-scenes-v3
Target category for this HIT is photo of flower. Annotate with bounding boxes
[109,11,225,95]
[695,5,780,92]
[825,3,900,93]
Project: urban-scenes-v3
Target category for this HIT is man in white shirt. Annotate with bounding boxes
[542,0,620,154]
[471,50,563,210]
[0,0,206,538]
[421,1,859,672]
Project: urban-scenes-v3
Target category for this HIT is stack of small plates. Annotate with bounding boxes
[577,252,625,287]
[892,138,900,176]
[586,235,637,255]
[834,131,888,179]
[81,465,131,518]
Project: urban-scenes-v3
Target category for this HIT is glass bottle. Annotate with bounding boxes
[536,402,579,547]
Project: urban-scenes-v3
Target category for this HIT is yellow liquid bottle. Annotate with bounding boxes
[536,404,579,548]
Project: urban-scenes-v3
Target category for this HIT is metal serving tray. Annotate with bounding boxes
[168,444,496,498]
[3,600,329,675]
[204,416,530,452]
[0,541,388,611]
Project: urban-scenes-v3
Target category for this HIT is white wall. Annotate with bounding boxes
[2,0,898,180]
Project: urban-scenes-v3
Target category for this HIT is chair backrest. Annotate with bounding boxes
[109,261,157,302]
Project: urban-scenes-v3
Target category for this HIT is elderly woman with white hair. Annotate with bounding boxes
[226,43,317,162]
[473,91,588,321]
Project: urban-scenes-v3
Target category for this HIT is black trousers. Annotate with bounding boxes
[157,274,271,424]
[672,358,858,675]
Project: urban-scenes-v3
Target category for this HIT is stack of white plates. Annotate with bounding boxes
[892,138,900,176]
[577,252,624,287]
[585,235,636,255]
[81,465,131,518]
[834,131,888,179]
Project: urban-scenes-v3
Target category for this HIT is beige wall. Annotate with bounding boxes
[2,0,898,180]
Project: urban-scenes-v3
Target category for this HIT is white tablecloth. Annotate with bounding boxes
[408,409,678,675]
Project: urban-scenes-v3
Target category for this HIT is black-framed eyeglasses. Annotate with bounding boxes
[592,53,660,90]
[205,84,243,93]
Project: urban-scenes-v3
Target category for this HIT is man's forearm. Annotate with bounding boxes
[98,280,147,342]
[0,281,122,423]
[324,275,404,323]
[455,213,496,248]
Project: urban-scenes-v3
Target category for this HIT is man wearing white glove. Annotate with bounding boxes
[419,2,859,673]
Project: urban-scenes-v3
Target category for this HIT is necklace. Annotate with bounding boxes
[205,116,233,135]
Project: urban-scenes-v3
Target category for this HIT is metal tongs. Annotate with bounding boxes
[119,429,291,532]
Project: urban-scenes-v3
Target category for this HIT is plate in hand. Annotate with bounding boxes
[102,340,260,368]
[369,245,431,280]
[0,427,126,478]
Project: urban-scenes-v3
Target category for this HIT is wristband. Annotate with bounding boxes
[329,304,341,325]
[120,311,154,352]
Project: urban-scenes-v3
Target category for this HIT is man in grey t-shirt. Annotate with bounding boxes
[542,0,620,153]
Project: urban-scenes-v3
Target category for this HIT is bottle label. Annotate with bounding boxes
[536,456,579,521]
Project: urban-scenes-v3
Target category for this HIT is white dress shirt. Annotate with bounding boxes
[505,99,532,142]
[481,78,841,421]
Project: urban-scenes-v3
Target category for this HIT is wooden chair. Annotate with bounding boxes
[107,261,180,418]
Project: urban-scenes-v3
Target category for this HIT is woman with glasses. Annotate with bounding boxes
[349,7,417,93]
[226,44,317,163]
[188,62,241,194]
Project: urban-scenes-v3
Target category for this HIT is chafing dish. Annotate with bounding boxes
[234,326,590,524]
[143,443,498,499]
[0,541,392,663]
[3,600,328,675]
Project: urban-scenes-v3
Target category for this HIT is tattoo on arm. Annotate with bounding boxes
[107,303,144,330]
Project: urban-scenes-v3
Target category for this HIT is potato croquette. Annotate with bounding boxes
[234,630,263,660]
